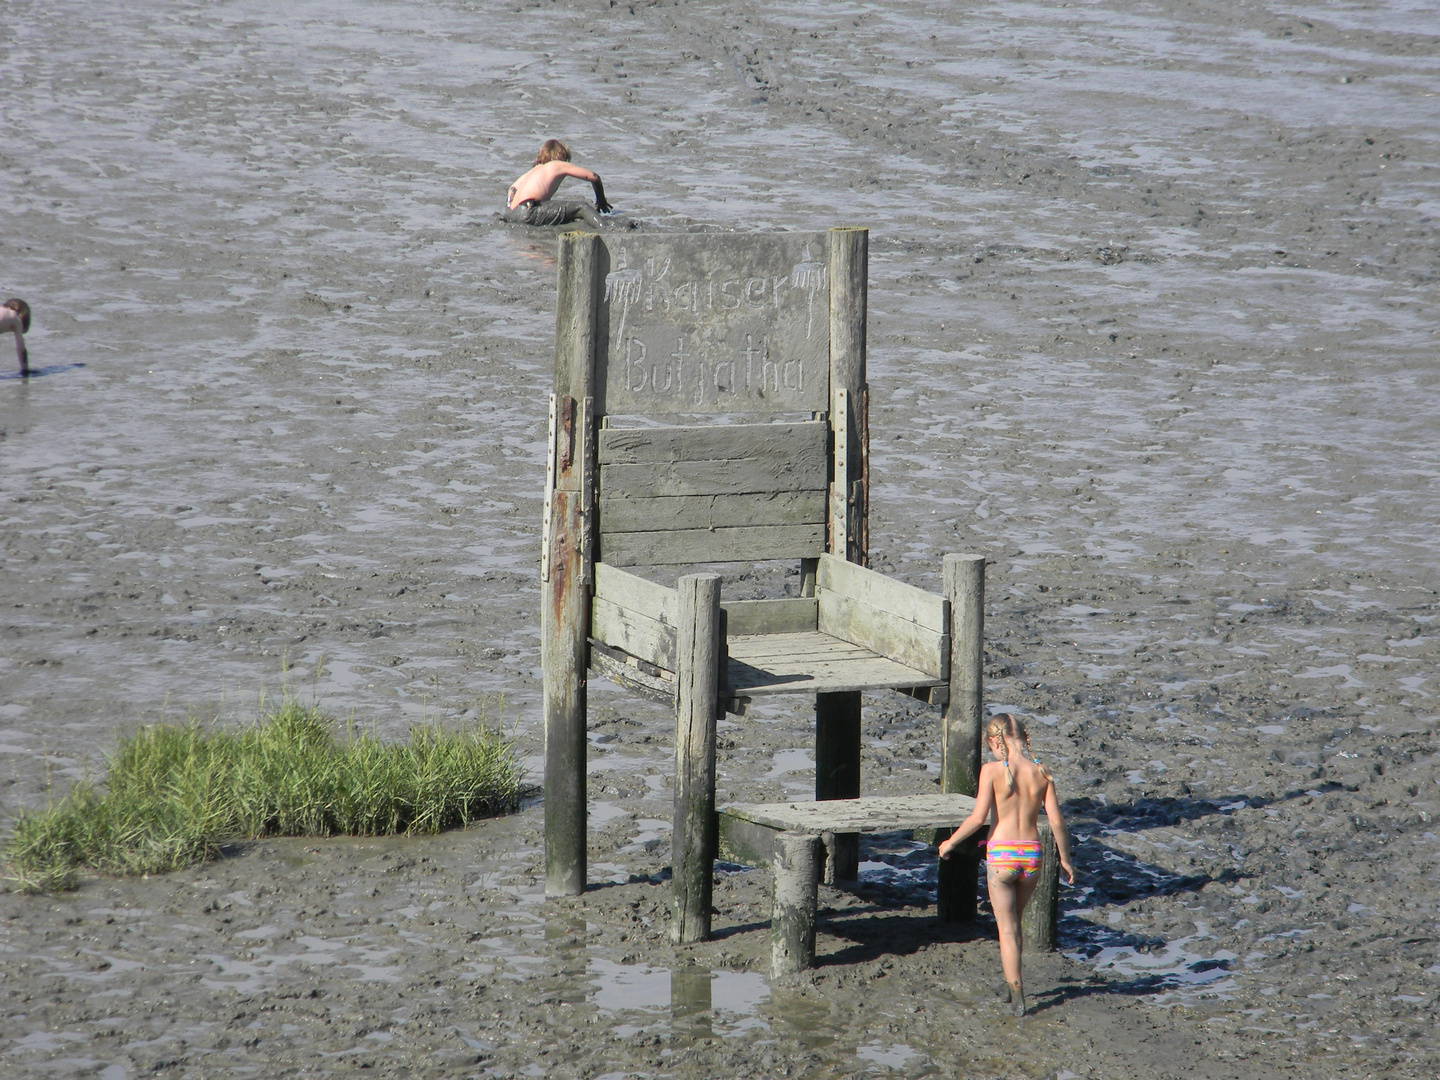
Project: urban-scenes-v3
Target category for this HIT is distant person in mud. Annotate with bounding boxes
[504,139,612,228]
[939,713,1077,1016]
[2,298,31,377]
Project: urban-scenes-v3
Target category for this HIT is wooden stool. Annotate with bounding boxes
[718,795,1061,975]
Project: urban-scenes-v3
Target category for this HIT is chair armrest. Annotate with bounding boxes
[592,562,678,670]
[815,554,950,678]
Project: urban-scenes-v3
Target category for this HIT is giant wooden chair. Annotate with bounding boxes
[540,227,992,952]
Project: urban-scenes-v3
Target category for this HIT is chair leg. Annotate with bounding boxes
[938,552,985,921]
[542,491,590,899]
[672,573,722,944]
[815,690,861,882]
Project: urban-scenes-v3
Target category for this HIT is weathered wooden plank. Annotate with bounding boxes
[722,794,978,835]
[598,421,827,465]
[672,574,722,945]
[589,646,675,704]
[725,643,945,696]
[899,683,949,707]
[601,447,828,500]
[816,553,947,632]
[725,630,876,662]
[597,232,832,416]
[799,556,818,598]
[721,597,817,636]
[593,560,676,623]
[936,830,978,924]
[578,395,595,587]
[817,591,949,679]
[599,523,825,566]
[717,812,779,869]
[599,491,826,533]
[591,596,677,671]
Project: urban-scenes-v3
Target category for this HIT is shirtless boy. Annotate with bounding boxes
[504,139,612,228]
[1,298,30,376]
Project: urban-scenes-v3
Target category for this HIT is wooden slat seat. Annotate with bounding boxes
[726,631,945,696]
[588,556,950,706]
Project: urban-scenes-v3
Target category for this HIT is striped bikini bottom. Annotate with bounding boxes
[985,840,1043,881]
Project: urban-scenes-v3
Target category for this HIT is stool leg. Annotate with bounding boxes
[1021,821,1060,950]
[772,832,822,976]
[936,830,979,923]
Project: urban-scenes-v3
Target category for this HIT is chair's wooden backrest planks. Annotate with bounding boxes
[579,229,867,570]
[597,420,828,566]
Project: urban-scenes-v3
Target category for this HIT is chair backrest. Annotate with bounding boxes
[596,232,833,418]
[543,228,869,577]
[596,419,828,566]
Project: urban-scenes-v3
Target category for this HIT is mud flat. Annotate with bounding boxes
[2,1,1438,1077]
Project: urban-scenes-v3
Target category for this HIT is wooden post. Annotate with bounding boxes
[771,831,822,976]
[672,573,722,944]
[543,232,602,898]
[1022,820,1060,950]
[799,557,818,598]
[828,226,868,568]
[937,552,985,921]
[821,227,868,886]
[815,691,861,882]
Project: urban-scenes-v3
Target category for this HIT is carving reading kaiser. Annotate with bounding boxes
[598,234,831,415]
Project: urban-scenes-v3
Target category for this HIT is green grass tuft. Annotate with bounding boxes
[4,702,523,892]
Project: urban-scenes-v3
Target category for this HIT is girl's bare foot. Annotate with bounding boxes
[1010,980,1025,1017]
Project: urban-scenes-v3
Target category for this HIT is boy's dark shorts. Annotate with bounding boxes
[503,200,598,227]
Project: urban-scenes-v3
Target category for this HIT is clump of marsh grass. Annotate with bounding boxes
[4,701,522,892]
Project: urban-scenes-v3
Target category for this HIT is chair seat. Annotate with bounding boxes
[725,631,946,697]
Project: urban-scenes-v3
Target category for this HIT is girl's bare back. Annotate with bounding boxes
[984,755,1050,843]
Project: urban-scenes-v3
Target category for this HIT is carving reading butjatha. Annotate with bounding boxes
[599,233,831,415]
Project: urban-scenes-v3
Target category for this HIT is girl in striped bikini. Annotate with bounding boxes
[939,713,1076,1016]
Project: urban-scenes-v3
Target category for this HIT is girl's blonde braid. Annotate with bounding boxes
[1018,720,1054,782]
[988,713,1017,793]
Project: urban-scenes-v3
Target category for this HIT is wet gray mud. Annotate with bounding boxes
[2,1,1439,1077]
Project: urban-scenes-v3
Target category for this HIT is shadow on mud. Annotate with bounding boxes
[819,910,989,968]
[812,789,1326,991]
[0,362,86,380]
[1059,785,1330,910]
